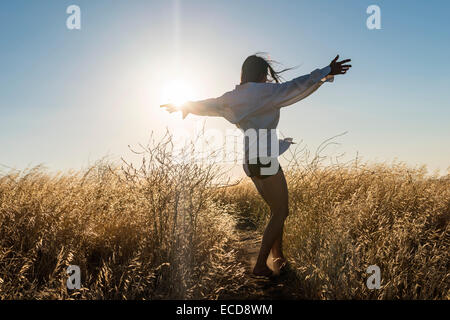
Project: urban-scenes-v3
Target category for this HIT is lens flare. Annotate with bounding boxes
[162,78,195,107]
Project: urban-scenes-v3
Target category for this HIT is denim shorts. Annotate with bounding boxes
[243,157,281,179]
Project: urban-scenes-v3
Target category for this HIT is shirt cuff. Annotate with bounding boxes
[311,66,333,83]
[319,66,334,83]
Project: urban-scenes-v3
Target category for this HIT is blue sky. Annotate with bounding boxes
[1,0,449,175]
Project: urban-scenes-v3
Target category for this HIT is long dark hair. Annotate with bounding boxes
[240,53,293,84]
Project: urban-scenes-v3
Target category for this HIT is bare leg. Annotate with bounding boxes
[271,230,285,259]
[250,169,289,276]
[271,232,287,274]
[251,175,286,261]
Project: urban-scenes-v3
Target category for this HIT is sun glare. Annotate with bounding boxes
[162,78,195,107]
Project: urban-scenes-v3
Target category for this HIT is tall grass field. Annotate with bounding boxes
[0,134,448,299]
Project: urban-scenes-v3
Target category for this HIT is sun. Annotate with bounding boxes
[162,78,196,107]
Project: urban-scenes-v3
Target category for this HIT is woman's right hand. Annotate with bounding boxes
[329,55,352,75]
[160,103,189,119]
[160,103,178,113]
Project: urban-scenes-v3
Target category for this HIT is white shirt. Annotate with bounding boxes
[184,65,334,160]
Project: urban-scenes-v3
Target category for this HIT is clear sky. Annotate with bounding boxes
[1,0,449,175]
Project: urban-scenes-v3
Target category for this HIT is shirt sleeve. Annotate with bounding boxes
[182,94,240,124]
[183,96,224,118]
[270,66,333,109]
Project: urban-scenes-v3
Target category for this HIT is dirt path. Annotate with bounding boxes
[221,219,304,300]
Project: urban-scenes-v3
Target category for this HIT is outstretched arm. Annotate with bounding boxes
[271,55,351,109]
[160,97,224,120]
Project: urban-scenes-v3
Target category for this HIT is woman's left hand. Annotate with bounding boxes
[329,55,352,75]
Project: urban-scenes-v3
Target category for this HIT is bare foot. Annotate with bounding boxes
[252,264,273,277]
[272,258,287,275]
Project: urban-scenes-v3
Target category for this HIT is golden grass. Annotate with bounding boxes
[0,133,448,299]
[0,134,248,300]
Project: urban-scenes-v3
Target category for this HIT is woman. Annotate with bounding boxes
[161,54,351,277]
